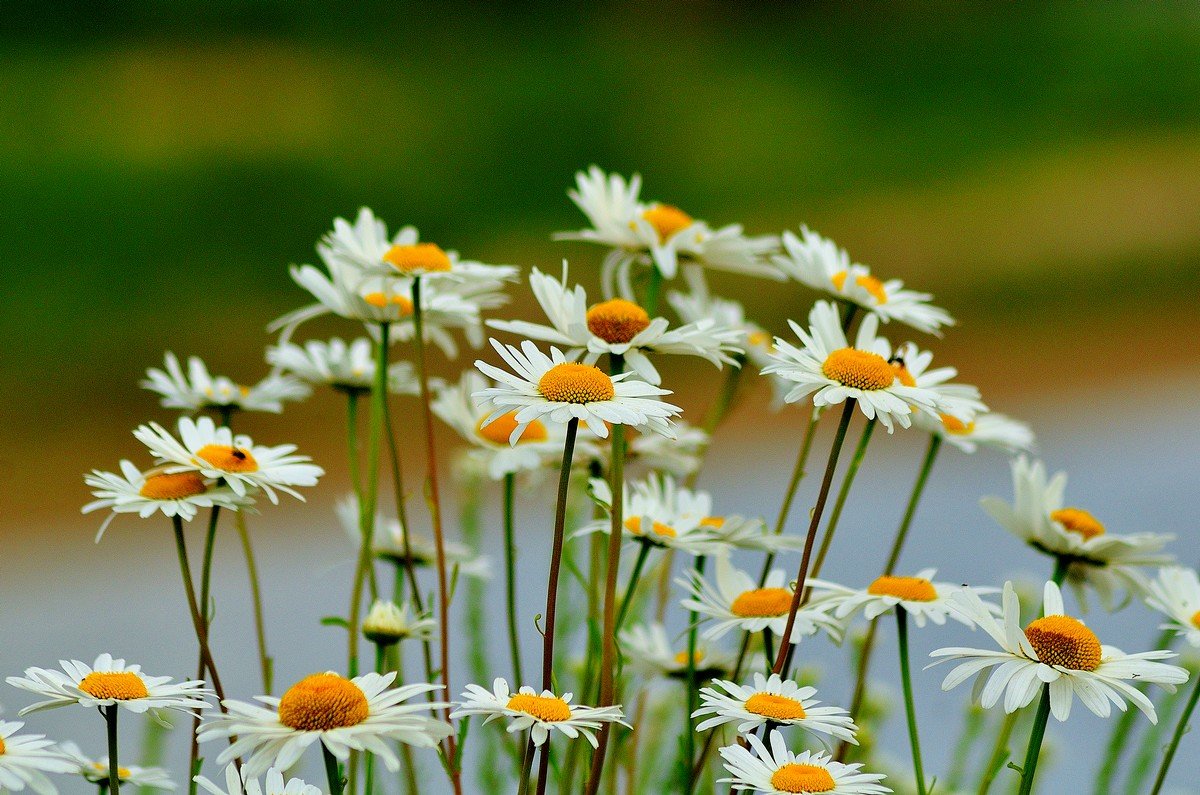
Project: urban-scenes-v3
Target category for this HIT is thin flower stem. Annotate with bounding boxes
[1149,669,1200,794]
[643,266,664,316]
[234,511,272,693]
[807,417,875,583]
[946,704,988,791]
[323,745,344,795]
[363,642,385,795]
[105,705,120,795]
[503,472,524,685]
[614,541,653,636]
[517,736,535,795]
[191,504,221,780]
[976,711,1018,795]
[347,391,363,497]
[896,607,928,795]
[682,554,707,790]
[1016,684,1052,795]
[170,516,228,704]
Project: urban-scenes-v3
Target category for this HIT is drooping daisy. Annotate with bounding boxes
[556,166,779,296]
[931,581,1188,722]
[719,730,890,794]
[83,460,251,541]
[336,496,490,579]
[195,763,320,795]
[680,556,844,643]
[142,353,310,415]
[774,226,952,335]
[0,721,77,794]
[981,456,1174,610]
[134,416,323,503]
[581,475,727,556]
[487,266,743,385]
[450,679,628,748]
[198,671,451,777]
[694,673,858,744]
[265,337,419,395]
[6,655,210,718]
[914,410,1035,455]
[761,301,939,432]
[361,599,436,647]
[810,569,999,629]
[619,623,733,681]
[431,370,566,480]
[1145,567,1200,648]
[473,339,681,441]
[60,742,175,790]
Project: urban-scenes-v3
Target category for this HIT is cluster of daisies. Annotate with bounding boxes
[10,165,1183,795]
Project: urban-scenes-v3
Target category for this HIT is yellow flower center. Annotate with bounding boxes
[363,292,415,315]
[277,673,370,731]
[0,737,7,755]
[769,763,836,793]
[672,649,706,666]
[747,330,774,351]
[195,444,259,473]
[1024,615,1102,671]
[641,204,693,242]
[91,762,132,779]
[382,242,452,273]
[624,516,676,538]
[730,587,793,618]
[891,361,917,388]
[699,517,725,529]
[138,471,208,500]
[475,413,548,445]
[821,348,896,391]
[745,692,808,721]
[586,299,651,344]
[78,672,149,701]
[505,693,572,722]
[867,575,938,602]
[940,414,976,435]
[537,363,615,404]
[1191,610,1200,629]
[1051,508,1105,540]
[831,271,888,304]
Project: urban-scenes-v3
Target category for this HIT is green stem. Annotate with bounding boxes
[682,555,707,791]
[517,736,535,795]
[503,473,524,685]
[1051,556,1070,588]
[1017,685,1052,795]
[643,266,663,316]
[105,706,120,795]
[346,391,363,497]
[170,517,227,703]
[897,607,927,795]
[614,541,653,635]
[946,704,987,791]
[976,711,1017,794]
[1148,667,1199,794]
[234,511,272,693]
[808,418,875,582]
[323,745,344,795]
[363,643,386,795]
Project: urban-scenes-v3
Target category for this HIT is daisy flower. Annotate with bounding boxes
[701,515,804,555]
[0,721,77,794]
[473,339,681,441]
[487,265,743,385]
[195,763,319,795]
[556,166,779,296]
[450,679,628,748]
[931,581,1188,722]
[981,456,1174,610]
[361,599,436,647]
[719,730,890,794]
[761,301,939,432]
[679,556,844,643]
[6,655,210,718]
[883,341,986,425]
[134,416,323,503]
[774,226,952,335]
[811,569,999,629]
[336,495,490,579]
[59,742,175,789]
[694,673,858,743]
[142,353,310,415]
[914,410,1035,455]
[265,337,419,395]
[1145,567,1200,648]
[619,623,733,680]
[580,475,728,556]
[83,460,250,541]
[198,671,451,777]
[432,370,566,480]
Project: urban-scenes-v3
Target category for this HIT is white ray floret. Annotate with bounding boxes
[6,655,210,718]
[619,623,734,680]
[1144,566,1200,648]
[694,672,858,743]
[580,475,728,556]
[0,721,77,794]
[450,679,628,748]
[59,742,175,790]
[915,410,1035,455]
[810,568,1000,629]
[194,763,320,795]
[142,353,309,414]
[266,337,418,395]
[719,730,890,794]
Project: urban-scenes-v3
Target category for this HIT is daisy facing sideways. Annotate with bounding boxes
[931,581,1188,722]
[914,409,1035,455]
[1144,566,1200,648]
[473,339,681,441]
[198,672,451,777]
[619,622,734,681]
[6,655,210,718]
[194,763,320,795]
[59,742,175,790]
[266,336,419,395]
[694,672,858,744]
[761,301,939,432]
[0,721,77,794]
[450,679,628,748]
[719,730,890,795]
[580,475,728,556]
[142,352,309,415]
[809,569,999,629]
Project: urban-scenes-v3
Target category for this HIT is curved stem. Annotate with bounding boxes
[322,745,344,795]
[614,541,653,636]
[234,511,271,693]
[503,473,523,685]
[807,418,875,583]
[190,505,221,779]
[1017,685,1052,795]
[682,554,707,791]
[1149,669,1200,794]
[170,517,228,704]
[517,736,535,795]
[896,608,927,795]
[105,706,120,795]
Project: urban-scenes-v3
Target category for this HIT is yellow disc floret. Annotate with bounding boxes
[195,444,259,473]
[1024,615,1103,671]
[586,299,651,344]
[867,575,938,602]
[537,363,615,404]
[382,242,452,273]
[821,348,896,391]
[1191,610,1200,630]
[673,649,706,667]
[78,672,149,701]
[891,360,917,388]
[940,414,975,435]
[476,413,548,445]
[745,692,808,721]
[1051,508,1105,540]
[641,204,693,242]
[139,471,208,500]
[363,292,415,315]
[278,673,370,731]
[770,763,836,793]
[832,271,888,304]
[0,736,5,755]
[506,693,572,722]
[624,516,677,538]
[730,587,793,618]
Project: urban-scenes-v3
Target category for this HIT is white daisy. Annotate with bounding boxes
[335,495,490,579]
[0,721,77,795]
[6,655,210,717]
[142,353,310,414]
[361,599,436,647]
[59,742,175,789]
[487,265,743,385]
[883,341,986,424]
[914,410,1035,455]
[82,460,250,541]
[810,569,999,629]
[981,456,1174,610]
[774,226,952,335]
[449,679,628,748]
[679,555,844,643]
[701,515,804,555]
[198,671,452,778]
[1145,567,1200,648]
[619,623,734,680]
[761,301,940,432]
[134,416,323,503]
[265,337,419,395]
[432,370,566,480]
[556,166,779,296]
[580,475,728,556]
[931,581,1188,722]
[473,339,681,441]
[719,730,890,794]
[195,763,320,795]
[694,673,858,744]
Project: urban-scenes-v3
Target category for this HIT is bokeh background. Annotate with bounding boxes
[3,3,1200,792]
